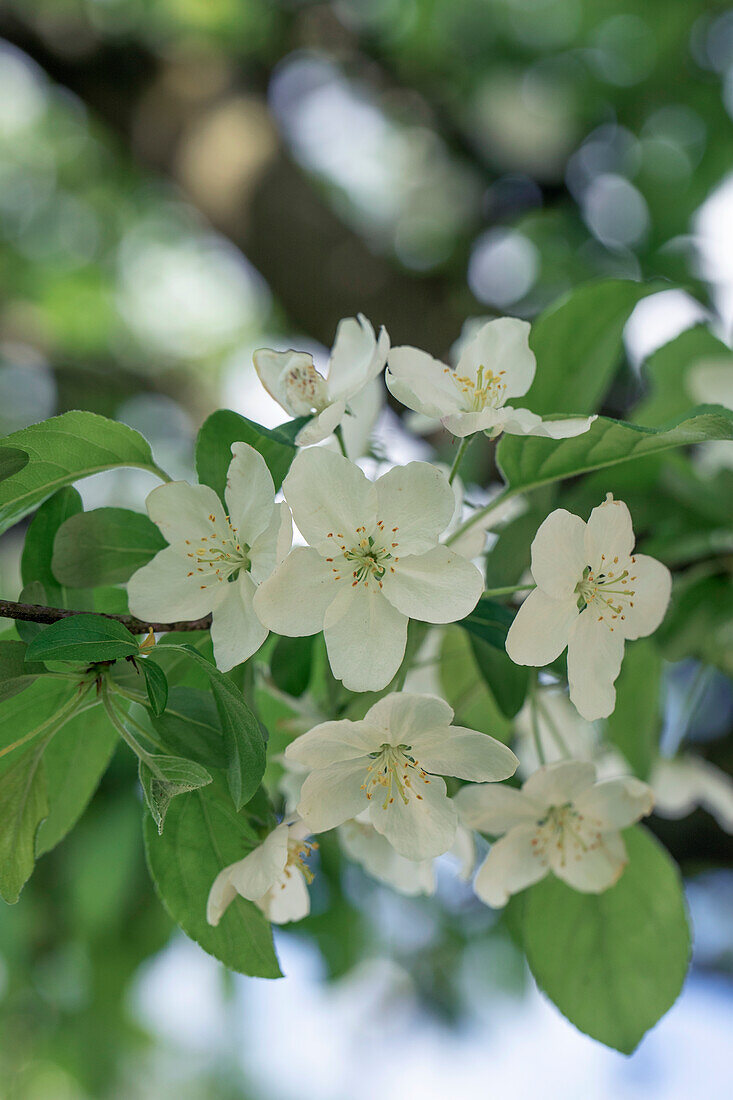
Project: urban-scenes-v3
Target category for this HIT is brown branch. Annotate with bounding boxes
[0,600,211,635]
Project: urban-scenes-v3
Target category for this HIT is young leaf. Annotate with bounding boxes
[0,410,168,534]
[0,445,28,483]
[150,686,227,769]
[468,634,528,719]
[0,640,45,703]
[605,640,662,780]
[141,658,168,717]
[497,407,733,497]
[21,486,83,606]
[439,628,512,742]
[164,646,266,810]
[26,615,140,664]
[35,702,117,856]
[524,278,660,416]
[270,634,315,697]
[52,507,166,587]
[634,325,731,427]
[139,753,212,833]
[521,826,690,1053]
[0,743,48,903]
[195,409,301,500]
[143,778,281,978]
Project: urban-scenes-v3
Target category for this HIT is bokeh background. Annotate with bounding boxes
[0,1,732,1097]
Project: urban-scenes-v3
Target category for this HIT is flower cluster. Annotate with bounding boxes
[125,310,675,923]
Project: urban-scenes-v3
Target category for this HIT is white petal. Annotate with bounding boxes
[566,612,625,720]
[549,828,627,893]
[530,508,587,599]
[146,480,225,545]
[224,443,275,544]
[523,414,597,439]
[574,776,654,829]
[323,583,408,692]
[210,573,267,672]
[651,756,733,833]
[385,346,462,418]
[457,318,535,400]
[375,462,455,555]
[258,868,311,924]
[447,824,476,881]
[327,314,389,400]
[248,500,292,584]
[585,495,635,564]
[496,406,544,435]
[227,825,289,900]
[297,759,368,832]
[127,547,216,622]
[252,348,310,415]
[441,408,507,438]
[473,824,548,907]
[454,783,541,833]
[285,719,379,768]
[295,399,347,446]
[415,726,518,782]
[505,588,578,666]
[369,771,457,861]
[253,547,336,636]
[621,554,671,640]
[523,761,597,808]
[339,820,436,897]
[282,448,377,551]
[206,866,237,926]
[340,377,383,459]
[385,546,483,623]
[364,692,454,744]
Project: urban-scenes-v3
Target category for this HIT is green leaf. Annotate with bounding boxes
[0,445,29,483]
[150,686,227,769]
[35,702,117,856]
[439,628,512,742]
[0,743,48,903]
[0,677,76,755]
[195,409,301,500]
[270,634,315,697]
[605,640,662,780]
[634,325,731,427]
[0,640,45,703]
[521,826,690,1053]
[459,596,515,649]
[165,646,266,810]
[139,753,212,833]
[0,410,167,534]
[26,614,140,664]
[143,779,281,978]
[496,407,733,497]
[468,634,528,719]
[21,487,83,606]
[141,658,168,717]
[523,279,659,416]
[52,507,166,587]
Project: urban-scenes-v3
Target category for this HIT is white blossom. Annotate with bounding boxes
[253,449,484,691]
[206,818,315,926]
[651,755,733,834]
[285,692,517,861]
[385,317,596,440]
[456,761,654,907]
[128,443,291,671]
[505,494,672,720]
[253,314,389,447]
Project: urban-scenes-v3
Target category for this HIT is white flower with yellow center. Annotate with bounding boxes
[253,313,389,447]
[505,494,672,720]
[285,693,518,861]
[385,317,596,440]
[207,818,316,926]
[456,761,654,907]
[127,442,291,672]
[253,449,484,692]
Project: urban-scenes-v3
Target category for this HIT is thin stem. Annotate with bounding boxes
[535,694,572,760]
[101,685,153,763]
[529,674,546,767]
[334,425,348,457]
[108,692,168,752]
[448,436,471,485]
[483,583,536,598]
[0,598,212,634]
[446,487,515,546]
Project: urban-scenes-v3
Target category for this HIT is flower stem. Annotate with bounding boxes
[448,437,472,485]
[445,487,515,545]
[529,674,546,767]
[535,694,572,760]
[334,425,348,457]
[483,583,536,598]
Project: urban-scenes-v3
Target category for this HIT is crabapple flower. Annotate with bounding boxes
[253,314,389,447]
[505,494,672,720]
[651,755,733,834]
[456,761,654,907]
[253,449,484,691]
[206,819,315,926]
[127,442,291,672]
[285,692,518,861]
[386,317,596,440]
[339,813,475,897]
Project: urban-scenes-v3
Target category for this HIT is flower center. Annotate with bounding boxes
[283,361,329,416]
[531,803,601,866]
[445,363,507,412]
[185,512,251,589]
[283,836,318,886]
[574,556,638,629]
[362,743,431,810]
[323,521,400,590]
